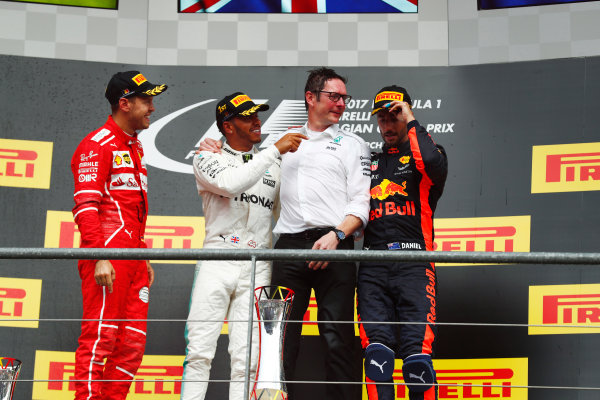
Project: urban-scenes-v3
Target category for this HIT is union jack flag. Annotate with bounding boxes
[479,0,590,9]
[179,0,417,13]
[231,236,240,244]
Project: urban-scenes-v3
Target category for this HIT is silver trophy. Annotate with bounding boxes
[0,358,21,400]
[251,286,294,400]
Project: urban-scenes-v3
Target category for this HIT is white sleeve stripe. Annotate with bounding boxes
[116,366,135,378]
[100,135,116,146]
[73,207,98,219]
[74,189,103,197]
[104,182,125,246]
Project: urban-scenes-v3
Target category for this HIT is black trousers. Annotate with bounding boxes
[271,229,361,400]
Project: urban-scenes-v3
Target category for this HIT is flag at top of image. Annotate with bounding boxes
[179,0,417,13]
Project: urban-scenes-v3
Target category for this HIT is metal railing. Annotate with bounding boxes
[1,248,600,399]
[2,247,600,264]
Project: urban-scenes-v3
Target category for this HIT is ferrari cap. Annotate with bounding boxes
[105,71,167,105]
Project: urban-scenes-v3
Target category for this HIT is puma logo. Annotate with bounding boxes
[124,229,133,239]
[369,359,388,374]
[409,371,426,383]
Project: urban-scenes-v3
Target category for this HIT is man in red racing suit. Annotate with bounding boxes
[71,71,167,400]
[357,86,447,400]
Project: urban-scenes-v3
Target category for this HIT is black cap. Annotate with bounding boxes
[105,71,168,105]
[371,85,412,115]
[216,92,269,127]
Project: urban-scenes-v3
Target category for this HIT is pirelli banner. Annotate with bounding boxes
[1,54,600,400]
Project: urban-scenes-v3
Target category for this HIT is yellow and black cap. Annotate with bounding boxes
[105,71,167,105]
[371,85,412,115]
[216,92,269,127]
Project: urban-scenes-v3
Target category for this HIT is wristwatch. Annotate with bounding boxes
[332,228,346,242]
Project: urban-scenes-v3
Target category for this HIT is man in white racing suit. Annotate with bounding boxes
[181,92,306,400]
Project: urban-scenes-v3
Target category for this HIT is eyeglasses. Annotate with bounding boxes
[316,90,352,104]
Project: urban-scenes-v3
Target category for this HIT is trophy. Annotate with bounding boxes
[251,286,294,400]
[0,358,21,400]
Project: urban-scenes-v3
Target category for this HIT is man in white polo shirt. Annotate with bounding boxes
[271,67,371,400]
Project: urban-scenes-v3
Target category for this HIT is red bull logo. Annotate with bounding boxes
[370,201,415,221]
[370,179,408,200]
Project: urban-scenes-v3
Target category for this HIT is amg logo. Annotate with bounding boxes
[263,178,276,187]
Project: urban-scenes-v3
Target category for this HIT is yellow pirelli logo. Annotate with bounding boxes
[531,142,600,193]
[433,216,531,266]
[0,138,53,189]
[132,74,147,86]
[375,91,404,103]
[230,94,251,106]
[362,358,528,399]
[0,277,42,329]
[44,211,205,264]
[529,283,600,335]
[32,351,184,399]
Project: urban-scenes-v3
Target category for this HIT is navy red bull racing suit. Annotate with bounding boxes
[357,119,447,400]
[71,115,150,400]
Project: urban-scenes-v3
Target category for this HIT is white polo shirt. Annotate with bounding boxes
[273,123,371,234]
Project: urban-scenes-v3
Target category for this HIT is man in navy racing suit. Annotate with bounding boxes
[357,86,448,400]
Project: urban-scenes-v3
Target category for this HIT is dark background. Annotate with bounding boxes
[478,0,597,10]
[1,54,599,399]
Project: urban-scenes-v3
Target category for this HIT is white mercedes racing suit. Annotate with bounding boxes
[181,143,281,400]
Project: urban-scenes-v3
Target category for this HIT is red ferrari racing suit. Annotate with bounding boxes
[71,115,150,400]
